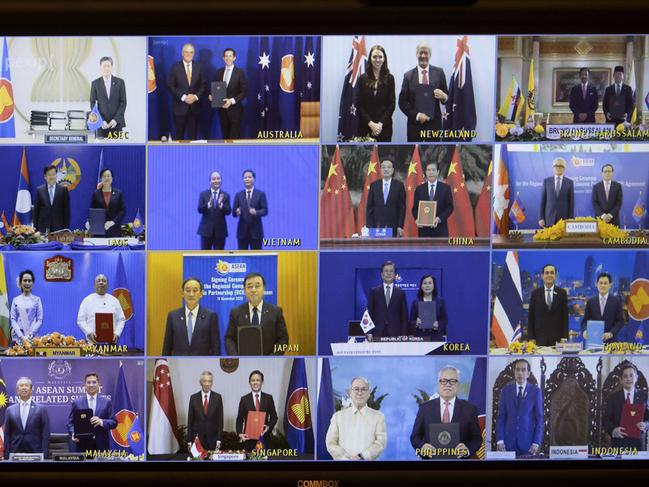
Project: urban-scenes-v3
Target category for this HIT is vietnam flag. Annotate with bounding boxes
[446,147,476,237]
[320,146,355,238]
[404,145,425,237]
[356,145,382,233]
[474,160,492,237]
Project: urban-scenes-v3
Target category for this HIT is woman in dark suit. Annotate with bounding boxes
[357,45,395,142]
[409,274,447,341]
[90,168,125,237]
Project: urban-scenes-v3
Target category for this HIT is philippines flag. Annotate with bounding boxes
[0,37,15,138]
[337,36,367,141]
[316,358,334,459]
[491,251,524,347]
[444,35,476,140]
[147,358,180,454]
[13,147,31,226]
[284,358,314,455]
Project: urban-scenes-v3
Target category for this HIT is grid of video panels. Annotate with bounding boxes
[0,34,648,464]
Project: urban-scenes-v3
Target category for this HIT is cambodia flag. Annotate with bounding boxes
[337,36,366,141]
[0,37,15,138]
[284,358,314,455]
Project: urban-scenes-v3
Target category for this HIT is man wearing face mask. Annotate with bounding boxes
[603,66,635,126]
[539,157,574,228]
[235,370,278,451]
[412,161,453,237]
[213,48,247,139]
[398,42,448,142]
[197,171,231,250]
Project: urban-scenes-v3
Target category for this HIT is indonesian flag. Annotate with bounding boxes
[190,435,209,459]
[147,359,180,454]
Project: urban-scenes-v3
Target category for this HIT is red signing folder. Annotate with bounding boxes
[244,411,266,439]
[621,403,644,439]
[95,312,114,343]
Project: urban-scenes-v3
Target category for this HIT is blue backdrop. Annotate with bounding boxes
[3,252,145,349]
[148,36,321,140]
[318,251,490,354]
[0,358,144,434]
[0,146,146,231]
[147,145,319,250]
[508,151,649,229]
[183,253,278,355]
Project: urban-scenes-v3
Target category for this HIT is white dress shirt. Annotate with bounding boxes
[77,292,126,339]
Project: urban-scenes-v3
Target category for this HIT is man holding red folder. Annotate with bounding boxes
[235,370,278,451]
[603,364,649,450]
[77,274,125,344]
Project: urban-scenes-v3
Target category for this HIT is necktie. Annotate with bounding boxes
[252,306,259,327]
[187,310,193,345]
[247,190,252,205]
[616,84,620,96]
[546,288,552,308]
[104,78,111,99]
[383,181,389,204]
[255,393,260,411]
[49,186,55,205]
[605,183,610,200]
[517,386,523,401]
[582,84,587,98]
[600,296,606,316]
[555,177,561,196]
[89,396,95,415]
[21,402,28,429]
[422,69,429,85]
[429,184,435,201]
[626,392,631,404]
[225,68,232,86]
[211,191,216,207]
[442,401,450,423]
[203,394,209,414]
[185,63,191,85]
[385,285,391,307]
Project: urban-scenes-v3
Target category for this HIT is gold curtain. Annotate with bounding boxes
[31,38,91,102]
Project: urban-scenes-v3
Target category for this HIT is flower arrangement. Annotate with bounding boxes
[533,217,628,241]
[533,219,566,241]
[121,223,145,240]
[508,341,537,354]
[495,118,546,141]
[1,225,46,247]
[6,333,88,356]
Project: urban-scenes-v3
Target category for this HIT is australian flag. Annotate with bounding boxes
[284,358,314,455]
[0,36,15,138]
[257,36,272,131]
[277,37,298,131]
[337,35,367,141]
[300,36,318,102]
[444,35,476,141]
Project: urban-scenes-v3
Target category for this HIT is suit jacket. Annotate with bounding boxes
[66,395,117,451]
[224,302,289,355]
[592,180,623,226]
[568,82,599,123]
[162,306,221,356]
[32,183,70,233]
[367,283,408,338]
[90,188,126,237]
[366,179,406,235]
[399,65,448,140]
[539,176,574,226]
[232,188,268,240]
[409,297,447,340]
[496,382,543,454]
[581,294,625,340]
[235,391,278,445]
[197,189,231,238]
[187,390,223,450]
[410,397,482,457]
[90,76,127,126]
[602,83,634,124]
[527,286,569,346]
[3,401,50,459]
[167,61,207,116]
[603,389,649,449]
[412,181,453,237]
[357,73,396,141]
[214,66,247,109]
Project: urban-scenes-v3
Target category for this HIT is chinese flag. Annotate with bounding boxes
[404,145,425,237]
[320,146,356,238]
[474,160,492,237]
[446,146,476,237]
[356,145,382,233]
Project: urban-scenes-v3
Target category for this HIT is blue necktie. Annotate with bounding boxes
[252,307,259,327]
[383,182,389,204]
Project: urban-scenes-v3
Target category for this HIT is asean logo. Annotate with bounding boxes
[216,259,230,275]
[634,204,646,219]
[112,288,134,320]
[129,429,142,444]
[51,157,82,191]
[133,217,142,230]
[286,387,312,431]
[628,278,649,321]
[88,112,99,124]
[0,78,14,123]
[280,55,294,93]
[111,409,137,447]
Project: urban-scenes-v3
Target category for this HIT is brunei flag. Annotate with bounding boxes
[498,77,524,123]
[524,59,536,125]
[0,37,15,138]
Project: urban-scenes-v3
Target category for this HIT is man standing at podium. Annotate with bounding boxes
[527,264,569,346]
[568,67,599,123]
[3,377,50,459]
[235,370,278,451]
[187,371,223,451]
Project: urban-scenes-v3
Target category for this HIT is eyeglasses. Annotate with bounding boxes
[553,165,565,169]
[438,379,459,386]
[351,387,369,393]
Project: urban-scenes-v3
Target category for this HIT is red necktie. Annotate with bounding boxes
[203,394,209,414]
[422,69,429,85]
[255,393,260,411]
[442,401,450,423]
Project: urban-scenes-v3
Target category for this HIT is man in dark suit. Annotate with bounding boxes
[89,56,127,138]
[197,171,231,250]
[568,67,599,123]
[212,48,247,139]
[186,371,224,451]
[412,161,453,237]
[603,65,635,126]
[592,164,623,226]
[32,164,70,233]
[398,43,448,142]
[225,272,289,355]
[410,366,482,458]
[233,169,268,250]
[367,261,408,339]
[539,157,574,228]
[581,272,625,343]
[67,372,117,454]
[162,277,221,355]
[167,43,207,141]
[603,364,649,450]
[527,264,569,346]
[236,370,278,451]
[496,359,543,456]
[366,160,406,237]
[3,376,50,459]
